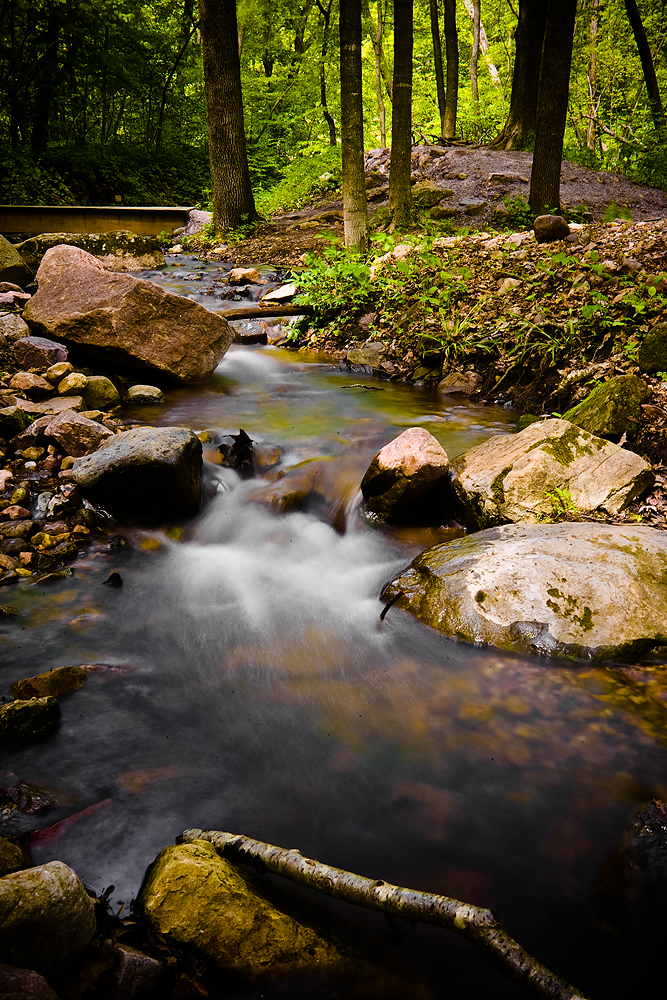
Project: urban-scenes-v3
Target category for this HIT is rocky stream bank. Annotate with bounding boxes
[2,184,667,999]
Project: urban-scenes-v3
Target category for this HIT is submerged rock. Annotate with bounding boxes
[71,426,202,520]
[11,665,87,700]
[448,417,652,529]
[0,861,96,979]
[0,838,25,877]
[137,840,348,983]
[563,375,651,440]
[382,522,667,661]
[361,427,449,521]
[24,246,234,384]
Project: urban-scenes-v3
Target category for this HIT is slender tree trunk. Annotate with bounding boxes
[623,0,667,138]
[389,0,413,227]
[375,1,387,146]
[430,0,446,137]
[586,0,598,150]
[443,0,458,138]
[317,0,336,144]
[199,0,257,230]
[100,26,108,155]
[463,0,500,86]
[470,0,480,137]
[340,0,368,250]
[31,2,60,151]
[529,0,577,217]
[491,0,547,149]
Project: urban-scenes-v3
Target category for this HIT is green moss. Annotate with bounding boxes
[531,424,599,467]
[516,414,542,432]
[491,466,513,506]
[475,590,486,604]
[562,375,651,441]
[574,606,594,631]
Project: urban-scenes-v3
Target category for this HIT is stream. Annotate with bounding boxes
[2,256,667,998]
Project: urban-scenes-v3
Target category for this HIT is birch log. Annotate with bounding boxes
[180,829,590,1000]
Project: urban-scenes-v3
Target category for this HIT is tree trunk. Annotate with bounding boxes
[529,0,577,217]
[463,0,500,86]
[443,0,458,139]
[199,0,257,231]
[586,0,598,151]
[389,0,413,228]
[182,829,591,1000]
[470,0,480,106]
[317,0,336,144]
[430,0,446,138]
[31,2,60,152]
[623,0,667,138]
[339,0,368,250]
[491,0,547,150]
[374,1,387,146]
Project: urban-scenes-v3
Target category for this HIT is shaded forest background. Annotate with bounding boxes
[0,0,665,210]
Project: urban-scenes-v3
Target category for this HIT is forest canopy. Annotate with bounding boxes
[0,0,665,209]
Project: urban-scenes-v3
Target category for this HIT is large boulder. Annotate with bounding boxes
[638,321,667,374]
[137,840,347,983]
[562,375,651,440]
[16,231,165,273]
[0,235,33,288]
[0,965,60,1000]
[448,418,653,530]
[71,426,202,520]
[0,698,60,746]
[0,861,96,979]
[381,522,667,661]
[23,246,234,384]
[361,427,450,521]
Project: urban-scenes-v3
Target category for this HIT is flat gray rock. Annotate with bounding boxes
[382,522,667,661]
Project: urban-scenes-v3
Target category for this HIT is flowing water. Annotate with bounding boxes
[2,257,667,998]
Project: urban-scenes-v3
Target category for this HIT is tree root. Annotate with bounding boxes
[180,829,590,1000]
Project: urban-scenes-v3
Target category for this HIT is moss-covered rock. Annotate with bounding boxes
[0,697,60,745]
[0,837,25,877]
[82,375,121,410]
[638,322,667,375]
[11,665,87,700]
[0,234,33,287]
[16,231,165,273]
[0,861,96,978]
[137,841,349,983]
[448,417,653,529]
[516,414,542,432]
[562,375,651,440]
[382,522,667,661]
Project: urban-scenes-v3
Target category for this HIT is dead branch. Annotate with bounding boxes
[220,304,314,321]
[180,829,590,1000]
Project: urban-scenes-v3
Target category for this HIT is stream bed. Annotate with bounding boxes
[2,257,667,999]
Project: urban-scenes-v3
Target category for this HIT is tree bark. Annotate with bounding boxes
[491,0,547,150]
[182,830,591,1000]
[316,0,336,144]
[340,0,368,250]
[470,0,480,106]
[623,0,667,138]
[430,0,446,138]
[443,0,458,138]
[389,0,413,227]
[586,0,598,150]
[463,0,500,86]
[199,0,257,231]
[529,0,577,217]
[374,1,387,146]
[31,1,60,152]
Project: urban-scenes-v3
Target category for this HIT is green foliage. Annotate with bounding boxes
[255,145,342,214]
[295,237,372,317]
[539,486,580,522]
[503,193,534,229]
[603,202,632,222]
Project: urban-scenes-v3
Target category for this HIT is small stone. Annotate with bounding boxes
[533,215,571,243]
[228,267,261,284]
[11,665,87,700]
[498,277,522,294]
[13,336,68,369]
[82,375,120,410]
[45,361,74,384]
[457,172,468,179]
[438,371,481,395]
[0,406,29,439]
[57,371,88,396]
[123,385,165,405]
[1,506,30,520]
[0,697,60,745]
[0,313,30,343]
[0,964,60,1000]
[9,372,54,400]
[261,282,297,303]
[22,447,45,461]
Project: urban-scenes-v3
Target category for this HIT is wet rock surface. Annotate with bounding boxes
[0,860,96,979]
[361,427,450,521]
[563,374,651,440]
[16,231,166,273]
[24,245,234,384]
[0,697,60,745]
[382,521,667,660]
[137,840,348,982]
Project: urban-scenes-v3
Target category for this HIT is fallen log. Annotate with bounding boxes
[180,829,589,1000]
[219,304,313,321]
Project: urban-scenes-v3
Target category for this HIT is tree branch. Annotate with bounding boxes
[180,829,590,1000]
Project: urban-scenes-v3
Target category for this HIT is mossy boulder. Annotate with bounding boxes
[382,522,667,661]
[638,322,667,375]
[0,861,96,978]
[137,841,348,983]
[16,231,165,273]
[562,375,651,440]
[0,838,25,877]
[0,234,33,288]
[0,697,60,745]
[411,181,453,208]
[11,665,87,700]
[81,375,121,411]
[0,406,30,440]
[448,417,653,530]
